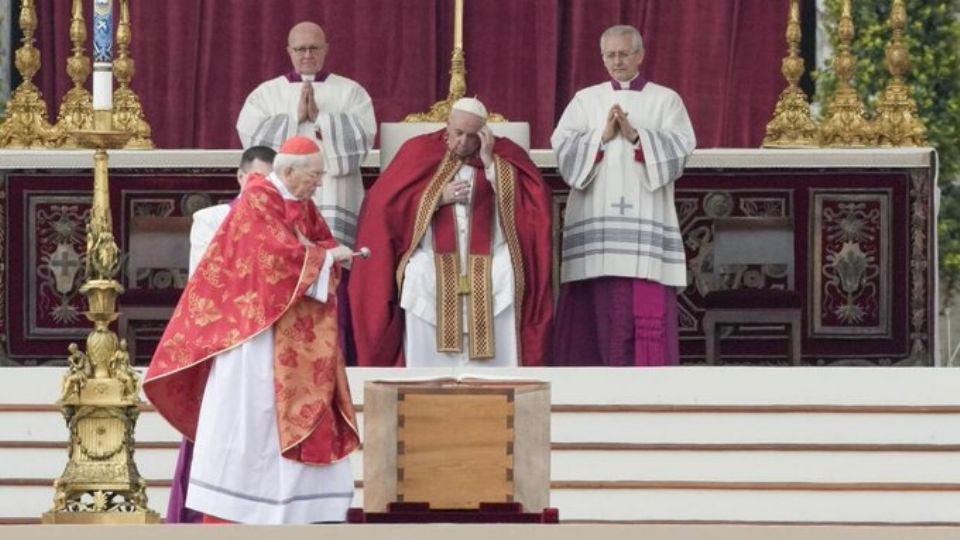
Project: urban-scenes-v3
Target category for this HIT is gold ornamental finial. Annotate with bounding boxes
[874,0,927,146]
[0,0,59,148]
[112,0,154,149]
[762,0,817,148]
[404,0,506,123]
[53,0,94,148]
[819,0,876,146]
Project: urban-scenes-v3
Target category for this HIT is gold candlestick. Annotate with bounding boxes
[42,110,160,524]
[112,0,154,149]
[762,0,817,148]
[405,0,506,123]
[819,0,875,147]
[53,0,94,148]
[0,0,59,148]
[874,0,927,147]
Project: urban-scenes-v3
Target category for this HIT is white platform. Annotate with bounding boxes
[0,147,935,171]
[6,524,960,540]
[2,367,960,525]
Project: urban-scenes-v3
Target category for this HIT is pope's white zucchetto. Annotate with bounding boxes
[451,97,488,120]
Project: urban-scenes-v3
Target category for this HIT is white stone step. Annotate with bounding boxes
[3,367,960,524]
[0,410,180,442]
[8,483,960,524]
[6,446,960,486]
[6,408,959,447]
[551,412,960,444]
[8,367,960,407]
[0,486,172,521]
[550,449,960,483]
[551,489,960,523]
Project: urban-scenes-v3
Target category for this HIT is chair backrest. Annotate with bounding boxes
[379,121,531,171]
[127,215,191,288]
[712,217,795,289]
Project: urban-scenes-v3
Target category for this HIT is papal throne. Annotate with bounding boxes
[702,217,802,365]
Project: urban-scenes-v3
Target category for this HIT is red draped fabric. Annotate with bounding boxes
[32,0,789,149]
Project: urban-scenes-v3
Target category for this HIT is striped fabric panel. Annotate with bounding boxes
[562,217,685,264]
[316,204,359,246]
[639,128,693,189]
[190,478,353,505]
[555,129,596,188]
[250,115,289,150]
[328,113,368,176]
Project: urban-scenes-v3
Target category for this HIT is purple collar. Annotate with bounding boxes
[611,76,648,92]
[285,70,330,83]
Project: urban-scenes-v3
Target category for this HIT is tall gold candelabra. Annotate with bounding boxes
[0,0,58,148]
[113,0,153,149]
[819,0,875,147]
[762,0,817,148]
[0,0,153,150]
[874,0,927,146]
[404,0,506,122]
[42,112,159,524]
[53,0,94,148]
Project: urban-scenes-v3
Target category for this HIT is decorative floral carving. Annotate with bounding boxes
[0,178,5,344]
[824,241,871,323]
[909,173,930,361]
[36,203,90,327]
[703,191,734,218]
[816,197,886,332]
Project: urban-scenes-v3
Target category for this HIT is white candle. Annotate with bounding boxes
[92,0,113,111]
[454,0,463,49]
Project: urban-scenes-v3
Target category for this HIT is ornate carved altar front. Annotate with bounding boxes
[0,148,936,367]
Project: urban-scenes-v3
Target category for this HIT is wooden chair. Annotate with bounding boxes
[702,217,802,365]
[117,305,175,364]
[126,215,191,289]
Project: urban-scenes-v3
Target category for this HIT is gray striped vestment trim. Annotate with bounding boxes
[329,113,366,175]
[562,216,685,264]
[190,477,353,506]
[251,115,289,150]
[639,127,691,188]
[555,130,595,187]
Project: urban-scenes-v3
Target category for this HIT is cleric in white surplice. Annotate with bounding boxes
[551,24,696,367]
[236,21,376,249]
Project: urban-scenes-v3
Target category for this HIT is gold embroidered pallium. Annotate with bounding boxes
[468,254,494,358]
[396,153,460,290]
[494,157,525,358]
[401,153,521,360]
[435,253,462,352]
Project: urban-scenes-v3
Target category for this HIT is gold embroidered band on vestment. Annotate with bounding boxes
[467,254,495,358]
[435,252,463,352]
[493,156,525,358]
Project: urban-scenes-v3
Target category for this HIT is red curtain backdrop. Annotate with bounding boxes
[33,0,789,149]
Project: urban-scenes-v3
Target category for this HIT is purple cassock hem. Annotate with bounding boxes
[338,269,357,366]
[165,439,201,524]
[551,277,679,366]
